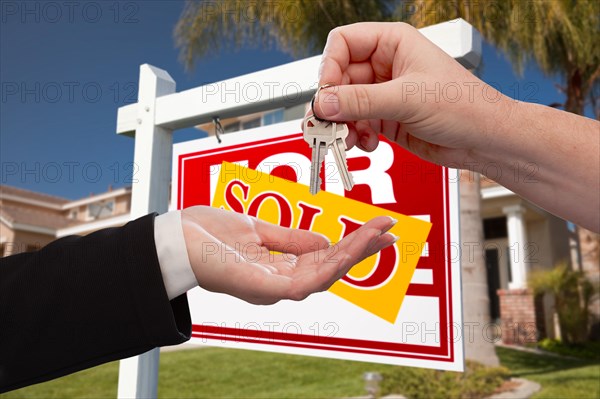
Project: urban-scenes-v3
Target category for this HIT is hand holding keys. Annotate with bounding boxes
[303,114,355,195]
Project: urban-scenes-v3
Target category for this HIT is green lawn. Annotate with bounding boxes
[2,346,599,398]
[496,346,600,399]
[0,348,399,399]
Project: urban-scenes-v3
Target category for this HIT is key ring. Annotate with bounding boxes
[311,83,335,122]
[212,116,223,144]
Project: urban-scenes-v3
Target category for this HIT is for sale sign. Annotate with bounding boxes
[172,119,462,371]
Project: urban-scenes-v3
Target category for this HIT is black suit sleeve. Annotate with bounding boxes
[0,213,191,393]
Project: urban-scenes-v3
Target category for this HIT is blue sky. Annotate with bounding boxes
[1,1,570,199]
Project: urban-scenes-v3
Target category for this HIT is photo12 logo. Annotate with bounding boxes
[1,2,140,24]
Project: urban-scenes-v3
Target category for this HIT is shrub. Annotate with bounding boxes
[538,338,600,360]
[380,360,510,399]
[528,263,595,344]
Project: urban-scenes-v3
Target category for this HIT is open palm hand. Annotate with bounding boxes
[181,206,397,305]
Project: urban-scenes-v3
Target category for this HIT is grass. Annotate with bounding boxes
[1,348,400,399]
[0,360,119,399]
[2,346,599,398]
[496,346,600,399]
[156,347,399,398]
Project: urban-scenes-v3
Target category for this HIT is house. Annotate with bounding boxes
[479,177,588,342]
[0,185,131,257]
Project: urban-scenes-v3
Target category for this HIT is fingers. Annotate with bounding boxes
[315,22,428,130]
[253,219,330,255]
[313,81,406,123]
[369,232,400,254]
[330,216,397,264]
[343,62,376,85]
[319,22,405,87]
[353,120,380,152]
[286,216,398,301]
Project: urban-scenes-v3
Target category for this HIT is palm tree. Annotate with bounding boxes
[175,0,392,70]
[406,0,600,115]
[408,0,600,342]
[455,172,499,365]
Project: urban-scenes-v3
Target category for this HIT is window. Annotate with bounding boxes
[242,117,261,130]
[69,210,78,220]
[26,244,40,253]
[483,217,507,239]
[262,109,284,126]
[223,121,240,133]
[87,200,115,220]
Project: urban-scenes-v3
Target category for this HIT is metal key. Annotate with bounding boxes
[330,122,355,192]
[303,115,335,195]
[303,115,355,194]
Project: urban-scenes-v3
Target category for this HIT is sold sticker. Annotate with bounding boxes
[212,161,432,323]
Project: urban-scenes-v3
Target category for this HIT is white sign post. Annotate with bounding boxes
[116,65,175,399]
[116,19,481,399]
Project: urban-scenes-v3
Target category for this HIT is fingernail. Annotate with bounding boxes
[319,91,340,118]
[379,217,398,235]
[386,233,399,243]
[359,135,369,149]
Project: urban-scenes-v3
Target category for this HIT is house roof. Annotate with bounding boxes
[0,185,70,205]
[0,204,76,230]
[0,184,133,236]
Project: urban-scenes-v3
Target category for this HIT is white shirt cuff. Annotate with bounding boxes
[154,210,197,300]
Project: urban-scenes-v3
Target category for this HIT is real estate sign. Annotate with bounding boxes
[171,119,463,371]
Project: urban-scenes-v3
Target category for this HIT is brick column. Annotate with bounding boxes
[497,289,538,345]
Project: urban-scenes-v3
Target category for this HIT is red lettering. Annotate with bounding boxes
[270,165,300,182]
[224,180,249,214]
[296,202,322,230]
[339,217,397,288]
[248,192,293,227]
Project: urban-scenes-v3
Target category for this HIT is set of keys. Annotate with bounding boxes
[303,114,355,195]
